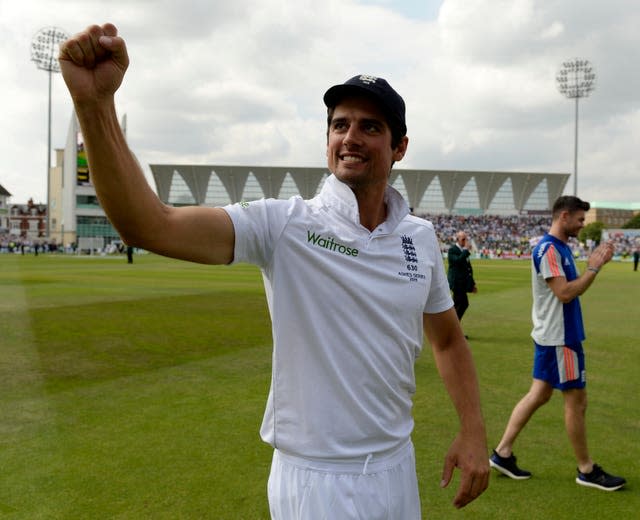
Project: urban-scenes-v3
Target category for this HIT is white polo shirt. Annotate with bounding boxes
[224,174,453,459]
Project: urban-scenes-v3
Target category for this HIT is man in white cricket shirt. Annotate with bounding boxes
[59,23,489,519]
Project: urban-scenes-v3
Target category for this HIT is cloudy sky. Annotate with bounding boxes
[1,0,638,205]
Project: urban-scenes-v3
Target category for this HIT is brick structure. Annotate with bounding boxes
[8,199,47,239]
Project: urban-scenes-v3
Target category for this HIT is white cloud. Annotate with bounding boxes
[1,0,639,204]
[539,21,564,40]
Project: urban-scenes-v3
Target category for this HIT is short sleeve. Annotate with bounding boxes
[424,226,455,314]
[538,244,565,280]
[223,198,293,268]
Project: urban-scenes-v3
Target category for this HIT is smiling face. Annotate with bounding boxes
[564,210,586,238]
[551,208,586,242]
[326,96,408,193]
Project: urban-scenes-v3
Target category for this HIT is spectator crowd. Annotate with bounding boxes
[2,213,639,259]
[0,235,66,254]
[422,213,639,259]
[422,213,553,258]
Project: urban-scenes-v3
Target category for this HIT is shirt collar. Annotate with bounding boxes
[318,174,410,232]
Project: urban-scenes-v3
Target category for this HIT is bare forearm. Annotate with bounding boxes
[556,270,597,302]
[548,241,613,303]
[429,325,489,508]
[434,343,486,434]
[74,98,167,247]
[60,25,235,265]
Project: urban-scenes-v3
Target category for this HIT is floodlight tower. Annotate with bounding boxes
[556,58,596,196]
[31,26,69,238]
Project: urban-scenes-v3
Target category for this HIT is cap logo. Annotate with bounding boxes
[358,74,378,85]
[323,74,406,136]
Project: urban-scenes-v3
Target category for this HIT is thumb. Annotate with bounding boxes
[97,34,129,70]
[98,35,115,47]
[97,34,121,53]
[99,21,127,63]
[441,457,454,488]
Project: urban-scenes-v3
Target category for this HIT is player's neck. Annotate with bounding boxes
[549,224,569,243]
[350,184,387,231]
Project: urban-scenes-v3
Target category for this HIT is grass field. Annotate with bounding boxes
[1,253,638,519]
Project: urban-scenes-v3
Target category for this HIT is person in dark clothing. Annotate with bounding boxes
[447,231,476,323]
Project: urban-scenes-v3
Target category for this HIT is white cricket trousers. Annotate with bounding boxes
[267,440,421,520]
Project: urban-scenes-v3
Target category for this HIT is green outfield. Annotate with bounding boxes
[1,254,638,519]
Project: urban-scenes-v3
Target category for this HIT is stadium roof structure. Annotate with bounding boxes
[149,164,570,214]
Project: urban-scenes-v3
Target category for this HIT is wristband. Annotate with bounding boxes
[587,266,599,274]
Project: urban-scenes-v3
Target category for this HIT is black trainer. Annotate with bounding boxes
[489,450,532,480]
[576,464,626,491]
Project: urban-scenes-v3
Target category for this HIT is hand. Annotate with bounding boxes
[440,432,490,508]
[58,23,129,105]
[588,241,614,271]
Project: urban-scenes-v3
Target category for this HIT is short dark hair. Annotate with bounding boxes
[552,195,590,218]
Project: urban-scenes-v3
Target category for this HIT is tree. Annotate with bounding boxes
[622,213,640,229]
[579,221,605,244]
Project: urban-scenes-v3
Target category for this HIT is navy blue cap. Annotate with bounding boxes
[323,74,407,136]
